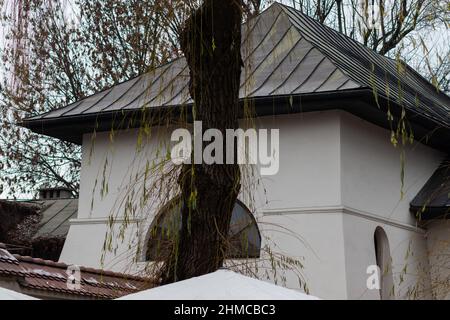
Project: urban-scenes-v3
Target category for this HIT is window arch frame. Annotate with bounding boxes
[374,226,395,300]
[143,197,262,262]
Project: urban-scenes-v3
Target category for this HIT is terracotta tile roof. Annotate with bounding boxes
[0,244,153,299]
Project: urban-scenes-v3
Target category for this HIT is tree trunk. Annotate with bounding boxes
[161,0,243,284]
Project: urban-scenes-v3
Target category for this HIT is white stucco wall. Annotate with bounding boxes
[339,112,444,299]
[60,127,175,270]
[341,215,432,299]
[253,112,347,299]
[254,112,342,210]
[60,109,445,299]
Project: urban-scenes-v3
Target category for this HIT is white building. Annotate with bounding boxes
[22,3,449,300]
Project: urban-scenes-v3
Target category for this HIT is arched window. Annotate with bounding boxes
[145,199,261,261]
[374,227,395,300]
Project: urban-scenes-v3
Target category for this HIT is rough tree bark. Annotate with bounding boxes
[161,0,243,284]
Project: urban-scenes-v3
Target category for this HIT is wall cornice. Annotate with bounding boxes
[263,205,425,234]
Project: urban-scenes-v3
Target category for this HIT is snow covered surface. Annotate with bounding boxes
[31,269,65,279]
[0,287,38,300]
[117,270,319,300]
[0,248,18,262]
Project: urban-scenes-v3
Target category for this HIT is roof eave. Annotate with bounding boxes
[410,206,450,220]
[20,88,450,151]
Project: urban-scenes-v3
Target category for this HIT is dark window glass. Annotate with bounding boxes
[146,199,261,261]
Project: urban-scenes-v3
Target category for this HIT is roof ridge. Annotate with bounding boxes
[276,3,365,89]
[276,2,382,54]
[277,2,450,104]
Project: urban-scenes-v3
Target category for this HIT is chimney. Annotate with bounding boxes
[38,187,73,200]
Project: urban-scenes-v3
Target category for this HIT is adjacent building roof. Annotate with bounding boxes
[0,197,77,261]
[31,198,78,239]
[21,3,450,149]
[0,244,152,299]
[411,160,449,220]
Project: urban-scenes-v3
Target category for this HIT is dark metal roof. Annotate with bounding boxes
[411,160,450,220]
[280,5,450,127]
[1,198,77,241]
[31,199,78,239]
[21,3,450,148]
[24,4,360,122]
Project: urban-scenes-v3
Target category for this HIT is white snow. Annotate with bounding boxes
[117,269,319,300]
[32,269,65,279]
[0,287,38,300]
[85,277,99,284]
[125,283,138,290]
[0,249,18,262]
